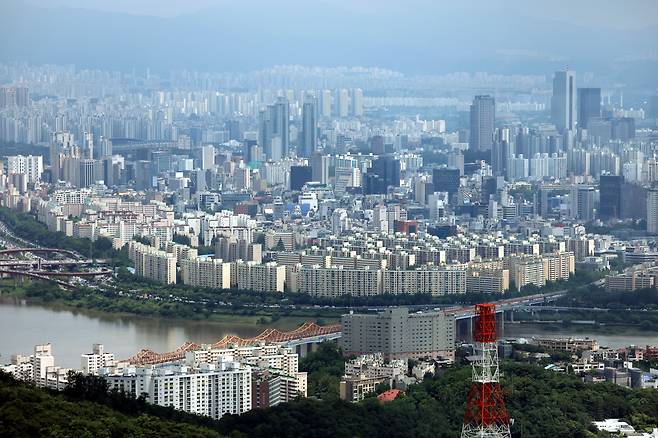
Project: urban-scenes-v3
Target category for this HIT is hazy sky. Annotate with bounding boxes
[24,0,658,30]
[3,0,658,83]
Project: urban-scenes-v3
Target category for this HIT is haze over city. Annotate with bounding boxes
[2,0,658,80]
[0,1,658,437]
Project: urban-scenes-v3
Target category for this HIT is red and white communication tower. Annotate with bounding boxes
[461,303,512,438]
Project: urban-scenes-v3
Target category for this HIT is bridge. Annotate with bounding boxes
[110,139,178,156]
[0,269,75,289]
[0,259,93,268]
[125,322,342,365]
[0,248,82,259]
[446,291,567,340]
[0,247,111,287]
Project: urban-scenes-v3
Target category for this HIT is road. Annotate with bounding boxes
[0,219,36,249]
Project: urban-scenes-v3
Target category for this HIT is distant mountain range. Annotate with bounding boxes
[1,0,657,89]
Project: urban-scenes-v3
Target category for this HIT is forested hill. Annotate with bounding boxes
[2,360,658,437]
[217,361,658,438]
[0,372,221,437]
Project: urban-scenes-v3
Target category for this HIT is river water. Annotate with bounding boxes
[2,299,658,369]
[0,297,328,368]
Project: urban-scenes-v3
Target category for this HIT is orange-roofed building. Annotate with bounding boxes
[377,389,402,403]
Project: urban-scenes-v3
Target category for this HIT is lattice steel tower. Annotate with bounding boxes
[461,303,512,438]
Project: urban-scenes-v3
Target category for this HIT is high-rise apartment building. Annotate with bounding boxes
[491,128,512,177]
[273,96,290,158]
[128,241,177,284]
[647,189,658,235]
[335,89,349,118]
[81,344,115,375]
[320,89,332,117]
[469,95,495,151]
[234,261,285,292]
[6,155,43,183]
[180,257,232,289]
[0,86,29,108]
[551,69,577,133]
[31,344,55,387]
[351,88,364,117]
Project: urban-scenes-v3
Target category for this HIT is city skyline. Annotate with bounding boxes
[1,1,658,437]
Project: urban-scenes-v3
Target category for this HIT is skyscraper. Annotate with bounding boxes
[273,96,290,157]
[599,175,622,220]
[258,97,290,160]
[290,165,313,191]
[200,145,215,170]
[570,185,595,221]
[432,167,461,202]
[258,108,274,159]
[577,88,601,129]
[551,69,577,133]
[469,95,495,151]
[301,96,318,158]
[491,127,512,177]
[364,157,400,194]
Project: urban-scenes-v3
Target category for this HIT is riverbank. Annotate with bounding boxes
[0,293,336,329]
[0,280,344,324]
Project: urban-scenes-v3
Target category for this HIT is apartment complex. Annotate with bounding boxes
[234,261,286,293]
[180,257,231,289]
[6,154,43,183]
[128,241,177,284]
[508,252,575,289]
[104,359,252,420]
[298,265,382,297]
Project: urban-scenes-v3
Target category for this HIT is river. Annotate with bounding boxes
[504,323,658,349]
[0,297,332,368]
[2,299,658,369]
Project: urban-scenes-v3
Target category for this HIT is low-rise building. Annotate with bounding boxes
[339,375,387,403]
[536,338,599,353]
